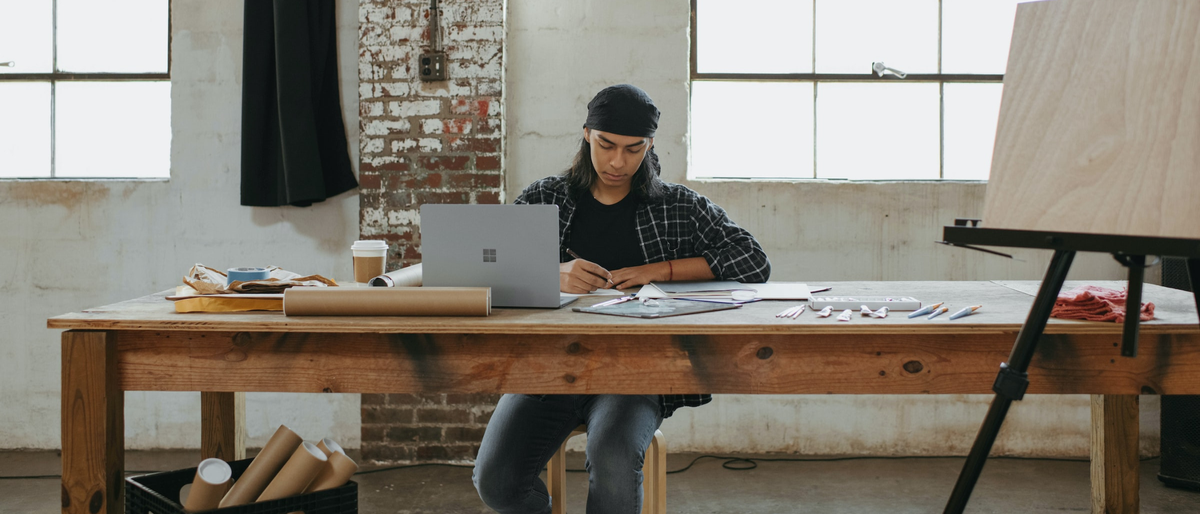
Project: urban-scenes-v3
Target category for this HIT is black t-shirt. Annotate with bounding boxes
[567,191,644,271]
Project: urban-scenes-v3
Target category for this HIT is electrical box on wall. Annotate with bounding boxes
[420,52,446,81]
[419,0,447,82]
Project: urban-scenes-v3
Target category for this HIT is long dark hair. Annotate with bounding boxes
[562,137,665,201]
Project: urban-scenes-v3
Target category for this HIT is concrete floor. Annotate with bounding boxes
[2,450,1197,513]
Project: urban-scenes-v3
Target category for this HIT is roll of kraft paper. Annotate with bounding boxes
[284,287,491,316]
[257,441,328,502]
[368,263,422,287]
[183,458,232,512]
[219,425,303,508]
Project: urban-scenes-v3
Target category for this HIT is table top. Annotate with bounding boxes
[47,281,1199,335]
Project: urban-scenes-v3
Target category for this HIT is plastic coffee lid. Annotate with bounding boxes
[196,458,232,485]
[351,240,388,250]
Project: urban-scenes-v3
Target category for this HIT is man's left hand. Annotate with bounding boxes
[609,262,669,290]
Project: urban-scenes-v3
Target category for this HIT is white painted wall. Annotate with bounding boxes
[0,0,362,450]
[506,0,1157,456]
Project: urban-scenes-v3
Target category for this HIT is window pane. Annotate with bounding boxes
[696,0,814,74]
[943,0,1027,74]
[0,1,53,73]
[0,82,51,178]
[57,0,169,73]
[816,83,939,179]
[943,83,1003,180]
[55,81,171,178]
[690,81,814,179]
[815,0,938,74]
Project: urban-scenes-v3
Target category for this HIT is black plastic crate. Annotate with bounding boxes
[125,457,357,514]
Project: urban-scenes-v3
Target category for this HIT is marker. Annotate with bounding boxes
[566,248,613,287]
[926,306,950,320]
[949,305,982,320]
[908,302,944,319]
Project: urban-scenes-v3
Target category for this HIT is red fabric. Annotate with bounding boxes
[1051,285,1155,323]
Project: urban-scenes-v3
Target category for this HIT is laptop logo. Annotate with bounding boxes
[483,248,497,262]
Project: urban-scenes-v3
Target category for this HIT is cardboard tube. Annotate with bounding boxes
[258,442,328,502]
[303,450,359,493]
[218,425,303,508]
[315,437,343,457]
[283,287,490,316]
[368,263,423,287]
[183,458,232,512]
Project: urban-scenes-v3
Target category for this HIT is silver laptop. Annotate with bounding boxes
[420,204,573,308]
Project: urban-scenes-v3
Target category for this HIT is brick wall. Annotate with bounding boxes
[357,0,504,465]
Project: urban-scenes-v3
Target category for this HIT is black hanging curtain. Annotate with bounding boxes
[240,0,358,207]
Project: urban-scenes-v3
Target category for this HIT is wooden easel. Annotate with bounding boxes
[940,0,1200,511]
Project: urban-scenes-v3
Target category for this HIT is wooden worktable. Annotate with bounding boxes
[50,281,1200,513]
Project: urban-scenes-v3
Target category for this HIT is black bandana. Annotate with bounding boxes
[583,84,660,138]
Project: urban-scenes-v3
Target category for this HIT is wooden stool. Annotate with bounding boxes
[546,425,666,514]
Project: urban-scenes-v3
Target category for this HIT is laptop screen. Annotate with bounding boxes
[420,204,564,308]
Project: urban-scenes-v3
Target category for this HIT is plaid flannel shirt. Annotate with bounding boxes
[515,175,771,417]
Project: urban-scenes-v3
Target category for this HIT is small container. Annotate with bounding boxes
[351,240,388,285]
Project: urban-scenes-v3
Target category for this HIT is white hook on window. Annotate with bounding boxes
[0,61,14,67]
[871,61,907,79]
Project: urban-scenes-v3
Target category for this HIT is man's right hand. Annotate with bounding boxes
[560,259,613,293]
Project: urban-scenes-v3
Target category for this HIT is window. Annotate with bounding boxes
[0,0,171,179]
[689,0,1026,180]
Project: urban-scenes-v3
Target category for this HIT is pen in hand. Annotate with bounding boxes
[566,248,613,288]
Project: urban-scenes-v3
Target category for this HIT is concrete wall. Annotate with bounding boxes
[506,0,1157,456]
[0,0,362,450]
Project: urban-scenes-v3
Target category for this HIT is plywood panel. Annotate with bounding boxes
[983,0,1200,239]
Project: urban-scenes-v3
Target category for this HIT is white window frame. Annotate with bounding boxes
[689,0,1006,181]
[0,0,172,179]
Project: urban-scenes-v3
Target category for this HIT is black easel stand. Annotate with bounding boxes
[938,223,1200,514]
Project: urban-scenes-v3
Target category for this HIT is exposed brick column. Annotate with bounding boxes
[358,0,504,465]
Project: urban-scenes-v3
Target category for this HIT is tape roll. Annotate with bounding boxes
[226,267,270,285]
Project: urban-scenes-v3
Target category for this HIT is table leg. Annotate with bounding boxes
[61,330,123,514]
[547,437,568,514]
[201,392,246,461]
[1091,394,1139,514]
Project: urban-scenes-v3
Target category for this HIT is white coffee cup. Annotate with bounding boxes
[351,240,388,284]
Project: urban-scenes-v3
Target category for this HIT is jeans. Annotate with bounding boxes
[473,394,663,514]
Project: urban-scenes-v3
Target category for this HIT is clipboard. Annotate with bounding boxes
[572,298,741,318]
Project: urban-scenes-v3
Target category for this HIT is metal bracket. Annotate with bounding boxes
[992,363,1029,401]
